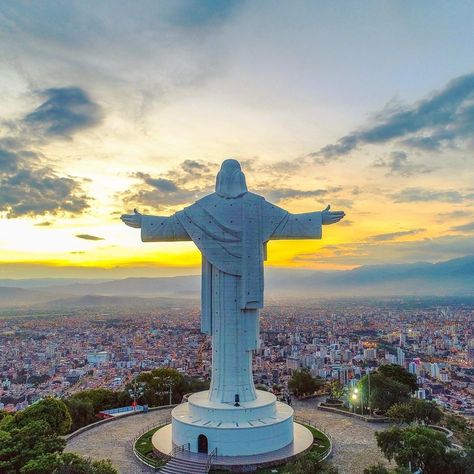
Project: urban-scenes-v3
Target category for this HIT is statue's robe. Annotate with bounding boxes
[141,191,322,403]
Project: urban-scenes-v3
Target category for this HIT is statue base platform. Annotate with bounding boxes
[152,390,312,463]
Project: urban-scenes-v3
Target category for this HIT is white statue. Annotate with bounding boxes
[122,159,344,405]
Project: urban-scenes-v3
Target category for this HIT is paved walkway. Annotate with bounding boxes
[66,400,392,473]
[65,409,172,474]
[293,398,392,474]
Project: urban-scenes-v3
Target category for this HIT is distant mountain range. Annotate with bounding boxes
[1,255,473,309]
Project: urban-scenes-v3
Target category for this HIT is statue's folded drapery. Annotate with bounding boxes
[140,190,322,402]
[141,191,322,336]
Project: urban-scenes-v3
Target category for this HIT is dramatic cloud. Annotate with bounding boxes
[166,160,216,187]
[450,221,474,232]
[0,147,21,173]
[369,228,425,242]
[24,87,102,139]
[373,151,435,176]
[262,187,342,204]
[122,172,207,212]
[0,147,90,218]
[132,172,179,193]
[391,187,474,204]
[296,234,474,267]
[0,86,98,218]
[76,234,104,241]
[34,221,53,226]
[119,159,218,212]
[314,73,474,159]
[437,210,472,220]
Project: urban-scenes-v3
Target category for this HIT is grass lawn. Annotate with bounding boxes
[134,425,167,468]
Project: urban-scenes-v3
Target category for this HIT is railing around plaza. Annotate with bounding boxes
[168,442,190,458]
[205,447,218,472]
[131,415,172,471]
[293,415,333,463]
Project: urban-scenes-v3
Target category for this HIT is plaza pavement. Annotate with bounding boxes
[65,399,392,474]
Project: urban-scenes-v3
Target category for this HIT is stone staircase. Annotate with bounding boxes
[159,457,209,474]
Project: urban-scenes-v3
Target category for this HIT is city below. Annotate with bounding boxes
[1,295,473,418]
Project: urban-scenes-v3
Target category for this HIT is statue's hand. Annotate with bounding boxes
[121,208,142,228]
[321,205,345,225]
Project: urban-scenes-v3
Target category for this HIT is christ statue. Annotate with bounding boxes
[122,159,345,406]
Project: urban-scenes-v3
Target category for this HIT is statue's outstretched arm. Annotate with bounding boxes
[265,201,345,240]
[121,208,190,242]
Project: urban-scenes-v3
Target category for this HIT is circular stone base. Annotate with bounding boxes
[152,422,313,470]
[171,390,295,456]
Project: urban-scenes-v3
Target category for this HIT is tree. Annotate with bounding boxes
[359,373,411,413]
[289,455,339,474]
[0,399,115,474]
[67,389,124,414]
[364,464,410,474]
[444,413,468,433]
[65,389,128,432]
[21,453,118,474]
[64,397,96,432]
[0,420,65,473]
[387,399,442,425]
[327,380,345,400]
[288,369,323,398]
[20,453,62,473]
[12,398,72,435]
[378,365,418,392]
[130,368,203,406]
[375,425,464,474]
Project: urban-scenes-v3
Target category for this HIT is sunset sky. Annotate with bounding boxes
[1,1,474,278]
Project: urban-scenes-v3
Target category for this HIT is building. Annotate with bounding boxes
[397,348,405,367]
[86,351,109,365]
[363,348,376,360]
[430,363,441,380]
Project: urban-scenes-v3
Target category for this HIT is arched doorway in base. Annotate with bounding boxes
[197,434,208,454]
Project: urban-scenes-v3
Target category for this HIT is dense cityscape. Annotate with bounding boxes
[2,298,473,417]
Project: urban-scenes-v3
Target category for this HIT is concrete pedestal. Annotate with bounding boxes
[170,390,294,456]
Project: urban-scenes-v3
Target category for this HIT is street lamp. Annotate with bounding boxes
[351,391,358,413]
[154,376,174,405]
[127,380,145,410]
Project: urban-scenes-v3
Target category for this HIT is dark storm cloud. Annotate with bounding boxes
[450,221,474,232]
[369,228,425,241]
[24,87,102,139]
[373,151,435,176]
[313,73,474,160]
[75,234,104,241]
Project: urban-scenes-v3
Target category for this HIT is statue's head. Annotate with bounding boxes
[215,159,248,198]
